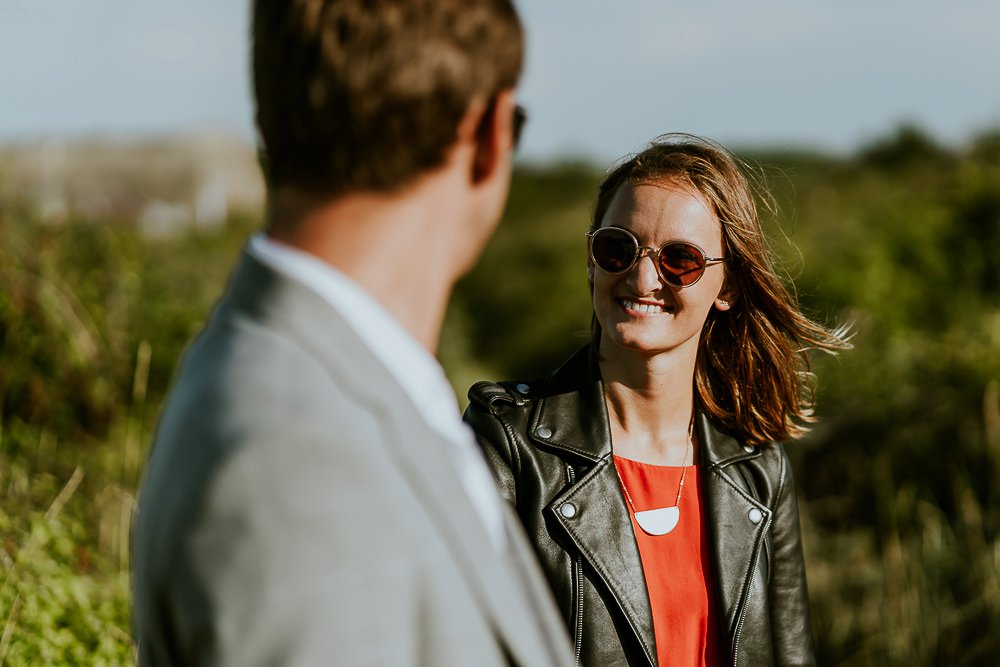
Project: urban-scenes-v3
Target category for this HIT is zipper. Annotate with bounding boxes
[731,514,770,666]
[567,465,584,667]
[731,584,750,666]
[573,554,584,666]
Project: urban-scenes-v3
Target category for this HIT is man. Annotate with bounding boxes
[131,1,573,665]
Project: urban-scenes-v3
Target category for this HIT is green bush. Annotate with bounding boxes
[1,467,132,665]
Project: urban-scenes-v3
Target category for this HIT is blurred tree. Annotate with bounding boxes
[859,123,952,170]
[450,163,599,380]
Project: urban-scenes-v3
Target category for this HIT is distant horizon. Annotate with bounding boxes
[2,120,996,167]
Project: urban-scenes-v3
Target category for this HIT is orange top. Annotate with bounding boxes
[614,456,724,667]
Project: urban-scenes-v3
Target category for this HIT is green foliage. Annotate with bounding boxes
[0,466,132,665]
[450,162,600,379]
[2,126,999,664]
[1,210,256,664]
[858,123,953,171]
[769,127,1000,665]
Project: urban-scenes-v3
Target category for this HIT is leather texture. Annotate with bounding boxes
[132,251,573,667]
[464,345,817,667]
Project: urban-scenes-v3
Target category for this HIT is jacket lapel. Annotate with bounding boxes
[698,413,772,643]
[224,251,567,667]
[547,458,657,665]
[527,349,657,666]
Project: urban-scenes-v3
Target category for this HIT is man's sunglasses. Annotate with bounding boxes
[586,226,726,288]
[477,102,527,151]
[512,104,527,150]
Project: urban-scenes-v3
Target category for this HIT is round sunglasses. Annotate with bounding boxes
[586,226,726,287]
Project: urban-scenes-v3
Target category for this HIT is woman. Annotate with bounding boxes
[464,134,849,666]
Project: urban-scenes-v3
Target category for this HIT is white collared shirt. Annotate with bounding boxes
[247,233,506,550]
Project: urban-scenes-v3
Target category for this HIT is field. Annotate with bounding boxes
[2,126,998,665]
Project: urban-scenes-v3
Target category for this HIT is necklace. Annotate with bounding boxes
[613,418,694,536]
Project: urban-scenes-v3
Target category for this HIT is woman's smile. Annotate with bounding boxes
[618,297,673,316]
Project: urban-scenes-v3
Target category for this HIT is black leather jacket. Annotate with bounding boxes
[464,346,816,667]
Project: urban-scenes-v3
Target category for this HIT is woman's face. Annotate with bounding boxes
[592,180,732,360]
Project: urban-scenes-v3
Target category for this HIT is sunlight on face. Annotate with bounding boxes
[592,181,729,360]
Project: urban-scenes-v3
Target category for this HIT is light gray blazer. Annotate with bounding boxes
[132,251,572,666]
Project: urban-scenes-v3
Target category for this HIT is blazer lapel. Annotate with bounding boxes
[698,413,772,644]
[379,403,569,667]
[503,505,580,667]
[224,251,567,667]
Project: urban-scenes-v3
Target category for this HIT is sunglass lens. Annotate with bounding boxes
[591,228,636,274]
[659,242,706,286]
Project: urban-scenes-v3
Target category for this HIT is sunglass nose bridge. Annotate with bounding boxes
[621,244,658,276]
[630,246,670,289]
[635,244,663,264]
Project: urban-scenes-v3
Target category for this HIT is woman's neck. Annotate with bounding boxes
[599,340,699,466]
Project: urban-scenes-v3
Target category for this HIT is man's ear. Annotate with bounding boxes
[460,89,517,184]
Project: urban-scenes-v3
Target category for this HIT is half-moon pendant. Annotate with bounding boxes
[634,506,680,536]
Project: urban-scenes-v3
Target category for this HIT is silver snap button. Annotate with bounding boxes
[748,508,763,524]
[559,503,577,518]
[743,445,755,454]
[515,383,530,394]
[536,426,552,439]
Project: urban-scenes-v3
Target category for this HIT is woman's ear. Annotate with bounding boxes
[714,283,738,311]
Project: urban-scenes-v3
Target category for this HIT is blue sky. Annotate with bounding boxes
[3,1,999,161]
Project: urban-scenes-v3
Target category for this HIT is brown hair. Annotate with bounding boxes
[591,134,851,445]
[253,0,523,195]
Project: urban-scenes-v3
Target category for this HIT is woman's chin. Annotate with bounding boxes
[603,330,668,357]
[601,323,701,360]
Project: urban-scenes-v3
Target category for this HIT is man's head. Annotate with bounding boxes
[252,0,524,197]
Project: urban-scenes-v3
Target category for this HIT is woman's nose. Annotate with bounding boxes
[629,248,663,292]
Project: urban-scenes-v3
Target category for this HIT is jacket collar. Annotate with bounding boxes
[529,345,759,470]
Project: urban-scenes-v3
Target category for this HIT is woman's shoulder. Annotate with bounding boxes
[731,437,801,508]
[755,439,793,466]
[467,379,534,416]
[464,378,540,453]
[464,345,600,456]
[703,414,798,494]
[734,436,793,477]
[466,345,596,418]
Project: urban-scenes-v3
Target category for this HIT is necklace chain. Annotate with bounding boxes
[614,417,694,514]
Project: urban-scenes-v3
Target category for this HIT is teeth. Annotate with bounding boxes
[622,299,665,314]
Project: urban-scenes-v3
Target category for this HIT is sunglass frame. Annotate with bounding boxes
[586,226,726,288]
